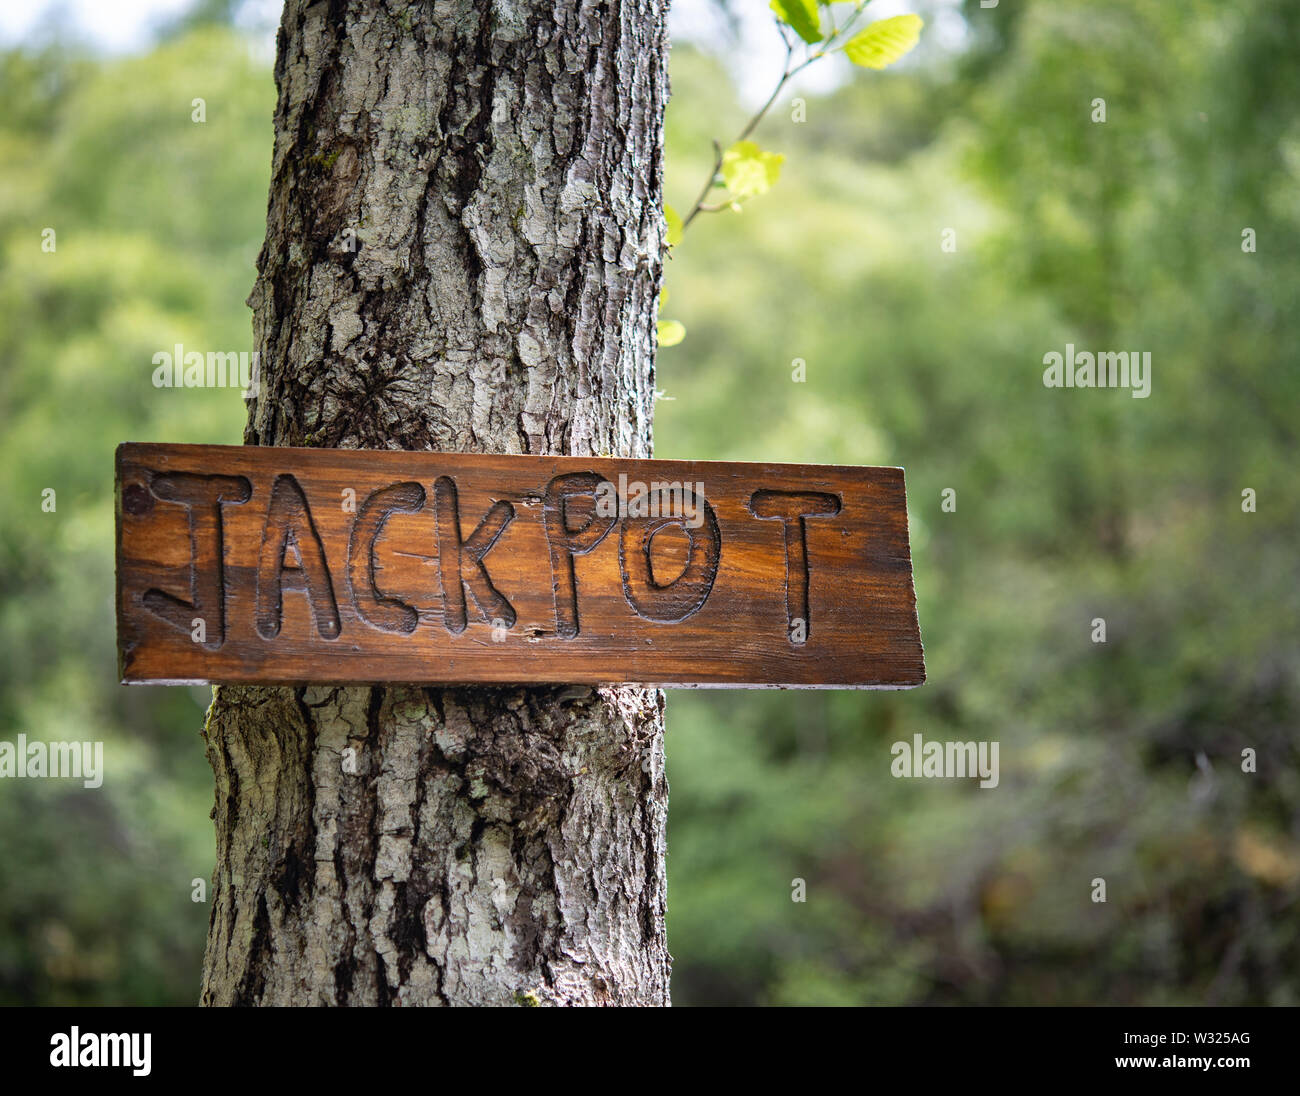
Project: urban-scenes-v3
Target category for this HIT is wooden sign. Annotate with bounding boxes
[115,443,924,689]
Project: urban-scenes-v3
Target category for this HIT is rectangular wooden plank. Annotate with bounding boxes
[115,443,924,688]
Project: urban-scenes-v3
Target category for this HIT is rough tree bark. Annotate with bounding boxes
[200,0,670,1006]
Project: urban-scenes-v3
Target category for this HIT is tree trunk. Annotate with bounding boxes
[200,0,670,1006]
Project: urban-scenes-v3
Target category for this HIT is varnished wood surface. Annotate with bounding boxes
[116,443,925,688]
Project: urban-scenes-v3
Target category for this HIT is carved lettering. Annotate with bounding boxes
[432,476,515,635]
[619,487,720,622]
[116,445,923,688]
[542,472,617,638]
[256,474,341,640]
[141,472,251,650]
[348,481,425,634]
[747,490,841,644]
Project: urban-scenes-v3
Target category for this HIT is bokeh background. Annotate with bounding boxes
[1,0,1297,1005]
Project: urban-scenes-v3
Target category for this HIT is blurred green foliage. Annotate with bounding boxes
[1,0,1297,1005]
[0,25,271,1003]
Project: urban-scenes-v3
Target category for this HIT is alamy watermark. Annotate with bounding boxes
[594,474,706,529]
[50,1027,150,1077]
[0,734,103,789]
[1042,343,1151,398]
[152,343,260,398]
[891,732,999,789]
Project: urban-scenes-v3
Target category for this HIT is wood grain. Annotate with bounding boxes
[115,443,925,688]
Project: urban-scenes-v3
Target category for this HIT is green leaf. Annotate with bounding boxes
[770,0,822,45]
[720,140,785,200]
[842,14,923,70]
[664,203,683,248]
[657,320,686,347]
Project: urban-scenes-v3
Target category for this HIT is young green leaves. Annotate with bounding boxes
[770,0,821,46]
[664,204,684,248]
[657,288,685,348]
[769,2,924,70]
[843,14,925,70]
[659,209,683,347]
[720,140,786,201]
[660,5,924,349]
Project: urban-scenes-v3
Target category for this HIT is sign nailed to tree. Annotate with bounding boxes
[115,443,924,688]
